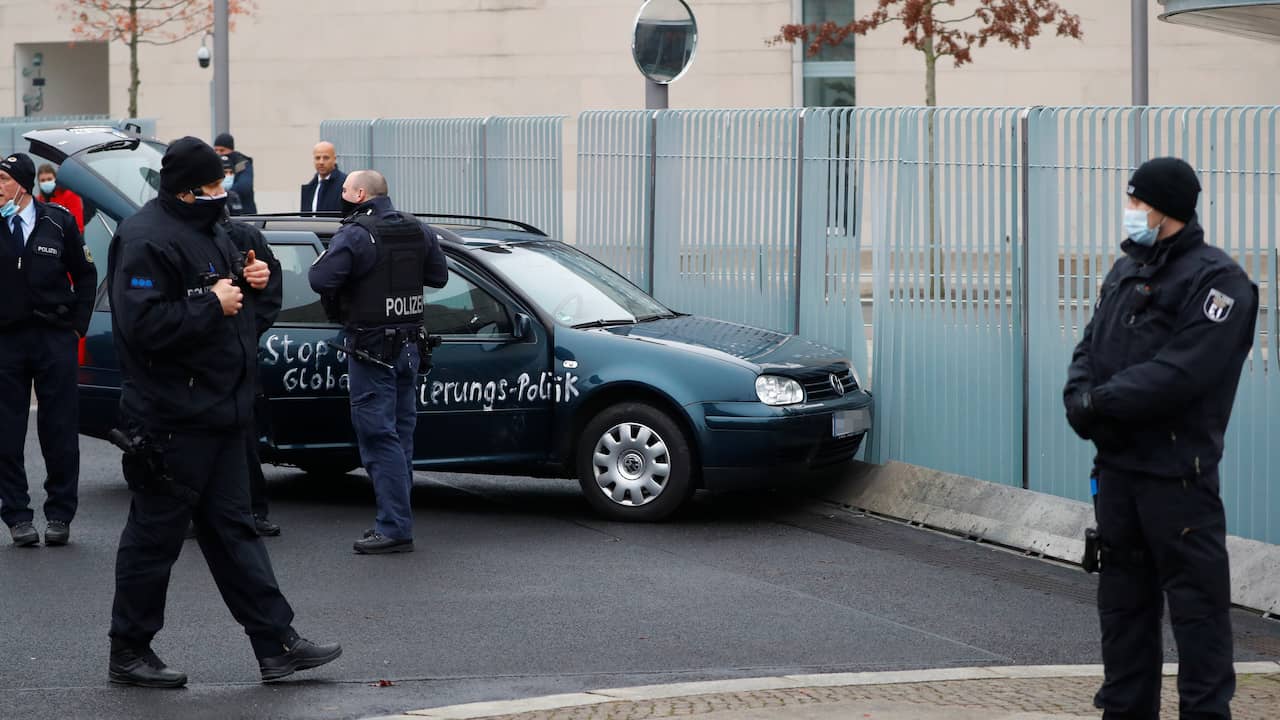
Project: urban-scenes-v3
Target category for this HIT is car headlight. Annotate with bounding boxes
[755,375,804,406]
[848,365,864,391]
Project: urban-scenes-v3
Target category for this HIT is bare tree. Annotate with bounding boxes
[774,0,1083,107]
[60,0,254,117]
[774,1,1082,297]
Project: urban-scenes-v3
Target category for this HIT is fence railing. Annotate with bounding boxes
[578,105,1279,545]
[319,116,564,239]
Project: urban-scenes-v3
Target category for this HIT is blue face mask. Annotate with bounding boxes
[1123,208,1159,246]
[0,190,24,219]
[222,175,234,191]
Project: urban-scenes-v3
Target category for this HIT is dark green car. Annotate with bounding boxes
[29,126,873,521]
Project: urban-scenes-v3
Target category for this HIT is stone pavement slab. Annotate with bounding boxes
[373,664,1280,720]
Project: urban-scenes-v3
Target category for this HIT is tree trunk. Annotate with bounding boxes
[128,0,139,118]
[923,45,941,298]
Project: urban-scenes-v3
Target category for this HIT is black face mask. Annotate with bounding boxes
[341,198,359,216]
[159,192,227,229]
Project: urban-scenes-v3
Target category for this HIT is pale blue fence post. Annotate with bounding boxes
[483,116,564,238]
[574,110,654,289]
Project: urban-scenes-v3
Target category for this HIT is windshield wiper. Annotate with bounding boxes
[87,138,141,154]
[571,318,637,329]
[634,313,675,322]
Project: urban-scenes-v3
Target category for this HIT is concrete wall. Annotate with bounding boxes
[13,42,109,117]
[0,0,1276,212]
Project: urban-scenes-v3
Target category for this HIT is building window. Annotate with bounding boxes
[801,0,856,107]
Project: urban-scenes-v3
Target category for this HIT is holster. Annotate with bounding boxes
[415,327,442,375]
[110,429,200,506]
[1082,528,1101,573]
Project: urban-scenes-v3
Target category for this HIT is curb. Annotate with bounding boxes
[814,460,1280,617]
[364,662,1280,719]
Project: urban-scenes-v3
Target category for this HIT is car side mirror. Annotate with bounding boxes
[514,312,534,341]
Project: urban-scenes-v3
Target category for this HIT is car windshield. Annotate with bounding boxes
[77,139,164,208]
[478,241,672,327]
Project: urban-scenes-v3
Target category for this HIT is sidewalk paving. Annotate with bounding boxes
[366,663,1280,720]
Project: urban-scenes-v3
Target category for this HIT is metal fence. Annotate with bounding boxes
[318,116,564,239]
[578,106,1279,545]
[1026,107,1280,545]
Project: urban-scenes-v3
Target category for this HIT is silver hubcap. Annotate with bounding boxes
[592,422,671,507]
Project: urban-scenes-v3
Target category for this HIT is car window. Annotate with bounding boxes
[78,140,164,208]
[478,241,670,326]
[272,243,330,324]
[424,270,512,337]
[87,213,116,310]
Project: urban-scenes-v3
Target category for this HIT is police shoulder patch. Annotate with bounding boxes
[1203,288,1235,323]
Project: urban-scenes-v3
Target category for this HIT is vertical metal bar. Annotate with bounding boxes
[793,109,807,335]
[1019,106,1034,491]
[1131,0,1148,106]
[645,111,659,294]
[213,0,230,136]
[481,116,490,217]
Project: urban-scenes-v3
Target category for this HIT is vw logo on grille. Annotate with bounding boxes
[829,373,846,396]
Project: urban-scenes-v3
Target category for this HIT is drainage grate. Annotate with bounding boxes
[778,510,1100,606]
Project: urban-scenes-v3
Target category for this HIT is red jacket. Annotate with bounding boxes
[37,187,85,231]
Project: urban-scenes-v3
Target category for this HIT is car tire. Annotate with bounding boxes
[576,402,695,522]
[294,459,360,477]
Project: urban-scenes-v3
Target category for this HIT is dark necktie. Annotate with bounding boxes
[10,215,23,255]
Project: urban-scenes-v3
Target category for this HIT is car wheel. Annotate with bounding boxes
[576,402,695,522]
[294,459,360,477]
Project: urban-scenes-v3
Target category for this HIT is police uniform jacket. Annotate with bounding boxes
[108,196,259,432]
[307,196,449,327]
[0,200,97,335]
[1065,220,1258,478]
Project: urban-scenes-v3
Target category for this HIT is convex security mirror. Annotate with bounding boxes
[632,0,698,85]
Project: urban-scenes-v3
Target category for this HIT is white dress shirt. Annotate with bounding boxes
[311,175,331,212]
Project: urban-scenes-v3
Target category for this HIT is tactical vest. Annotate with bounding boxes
[339,211,428,327]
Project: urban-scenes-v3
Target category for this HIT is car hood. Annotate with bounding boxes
[601,315,847,372]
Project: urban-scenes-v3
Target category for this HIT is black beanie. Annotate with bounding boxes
[1127,157,1201,223]
[0,152,36,192]
[160,136,225,193]
[213,132,235,150]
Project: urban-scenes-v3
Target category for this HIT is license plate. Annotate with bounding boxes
[832,409,867,438]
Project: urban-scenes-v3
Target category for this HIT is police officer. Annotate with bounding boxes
[0,152,96,548]
[1064,157,1257,720]
[222,211,284,536]
[107,137,339,687]
[308,170,447,554]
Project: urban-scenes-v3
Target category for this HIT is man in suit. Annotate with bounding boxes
[300,142,347,213]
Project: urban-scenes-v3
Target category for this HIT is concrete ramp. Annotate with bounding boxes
[816,460,1280,617]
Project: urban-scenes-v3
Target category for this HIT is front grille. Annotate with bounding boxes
[810,433,864,467]
[802,368,858,402]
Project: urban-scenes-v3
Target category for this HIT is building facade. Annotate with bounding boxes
[2,0,1278,211]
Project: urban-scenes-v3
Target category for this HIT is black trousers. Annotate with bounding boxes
[0,325,79,528]
[1094,466,1235,720]
[245,420,269,519]
[110,428,295,659]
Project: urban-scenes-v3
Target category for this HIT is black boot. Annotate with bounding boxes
[258,630,342,682]
[109,644,187,689]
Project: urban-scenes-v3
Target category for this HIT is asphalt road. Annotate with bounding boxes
[1,421,1277,720]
